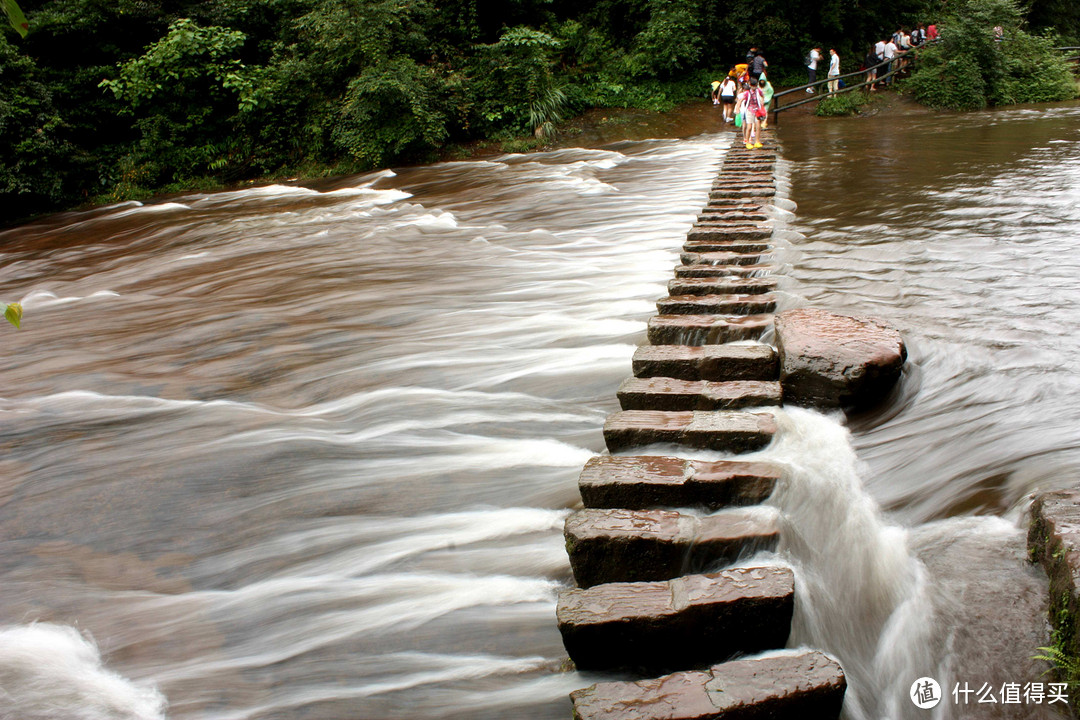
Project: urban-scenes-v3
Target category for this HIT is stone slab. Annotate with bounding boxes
[668,277,778,296]
[683,240,771,255]
[570,650,847,720]
[775,308,906,408]
[647,314,774,345]
[674,264,774,279]
[632,344,779,382]
[603,410,777,452]
[686,227,773,243]
[709,188,777,199]
[617,377,782,411]
[565,507,780,587]
[1029,487,1080,669]
[557,567,794,671]
[657,294,777,316]
[680,251,766,267]
[577,455,781,510]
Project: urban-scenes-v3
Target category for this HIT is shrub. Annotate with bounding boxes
[815,90,871,116]
[906,46,988,110]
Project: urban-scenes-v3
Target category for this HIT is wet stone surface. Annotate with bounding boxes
[603,409,777,452]
[616,377,782,411]
[570,650,846,720]
[667,277,778,296]
[656,293,777,316]
[647,314,774,345]
[774,307,906,409]
[565,507,780,587]
[556,567,795,672]
[577,455,781,510]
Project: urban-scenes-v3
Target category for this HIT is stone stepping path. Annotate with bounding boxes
[647,313,774,345]
[557,139,847,718]
[603,410,777,452]
[668,276,778,295]
[656,293,777,316]
[632,343,778,381]
[565,507,780,587]
[557,567,794,672]
[617,377,781,411]
[577,456,781,510]
[571,650,847,720]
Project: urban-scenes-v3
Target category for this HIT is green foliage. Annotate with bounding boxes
[906,46,989,110]
[2,0,1079,222]
[815,90,871,116]
[0,33,73,219]
[3,0,28,38]
[332,59,448,166]
[2,302,21,329]
[907,0,1076,110]
[1034,645,1080,689]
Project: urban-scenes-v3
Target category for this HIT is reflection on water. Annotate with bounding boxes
[0,97,1078,719]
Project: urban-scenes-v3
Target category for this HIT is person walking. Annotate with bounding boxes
[827,48,840,93]
[927,23,938,41]
[873,37,886,87]
[882,35,898,85]
[760,73,774,129]
[719,74,737,123]
[806,47,822,92]
[864,45,879,90]
[749,50,768,81]
[741,78,766,149]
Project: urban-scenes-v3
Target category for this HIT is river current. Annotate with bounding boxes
[0,98,1079,719]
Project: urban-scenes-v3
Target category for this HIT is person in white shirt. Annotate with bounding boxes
[883,37,898,85]
[827,49,840,93]
[806,47,822,93]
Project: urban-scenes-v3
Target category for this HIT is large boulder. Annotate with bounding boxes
[774,308,906,409]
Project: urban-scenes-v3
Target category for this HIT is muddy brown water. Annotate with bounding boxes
[0,96,1078,719]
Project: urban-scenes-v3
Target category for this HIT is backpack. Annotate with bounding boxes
[804,52,813,66]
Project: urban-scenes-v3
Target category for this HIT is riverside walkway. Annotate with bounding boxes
[555,139,908,719]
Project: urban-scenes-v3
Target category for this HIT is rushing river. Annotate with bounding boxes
[0,97,1078,720]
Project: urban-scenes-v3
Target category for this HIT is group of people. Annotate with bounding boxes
[710,53,774,149]
[804,23,938,94]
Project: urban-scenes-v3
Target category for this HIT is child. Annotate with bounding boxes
[741,78,766,149]
[719,73,738,123]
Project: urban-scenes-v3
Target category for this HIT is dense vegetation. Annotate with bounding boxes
[0,0,1076,221]
[906,0,1077,110]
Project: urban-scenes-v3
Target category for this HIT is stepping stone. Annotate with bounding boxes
[775,308,907,408]
[565,507,780,587]
[570,650,847,720]
[577,455,782,510]
[668,277,778,296]
[695,212,768,223]
[648,314,774,345]
[633,344,779,381]
[700,203,765,214]
[557,567,794,671]
[675,264,773,278]
[710,188,777,199]
[686,226,772,243]
[680,250,766,266]
[656,294,777,316]
[617,377,782,410]
[682,239,771,254]
[603,410,777,452]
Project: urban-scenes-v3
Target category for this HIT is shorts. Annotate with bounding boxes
[721,95,735,104]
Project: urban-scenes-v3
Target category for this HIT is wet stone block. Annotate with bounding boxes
[668,277,778,296]
[686,226,773,243]
[570,650,847,720]
[557,567,794,672]
[632,344,779,382]
[674,264,773,279]
[603,410,777,453]
[680,251,766,267]
[617,377,781,411]
[682,240,772,255]
[657,294,777,316]
[647,314,774,345]
[565,507,780,587]
[1029,487,1080,667]
[577,455,782,510]
[710,188,777,199]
